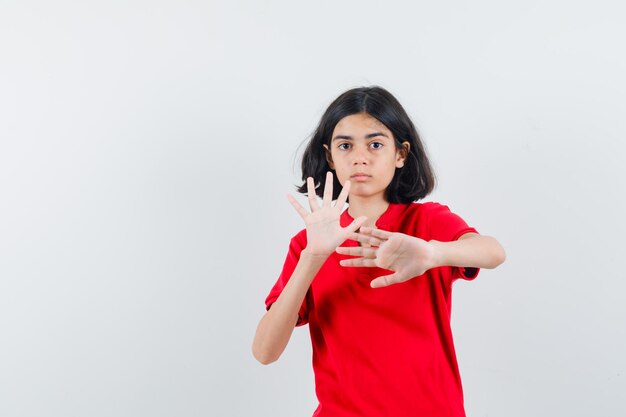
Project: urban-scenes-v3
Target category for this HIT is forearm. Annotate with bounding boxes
[430,234,506,270]
[252,249,327,365]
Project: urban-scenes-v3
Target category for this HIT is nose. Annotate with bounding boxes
[351,145,369,165]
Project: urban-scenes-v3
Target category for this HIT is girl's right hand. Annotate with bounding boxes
[287,171,367,258]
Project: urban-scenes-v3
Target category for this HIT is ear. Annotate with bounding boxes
[323,144,335,170]
[396,141,410,168]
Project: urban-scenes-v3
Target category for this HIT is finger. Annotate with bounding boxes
[345,215,368,235]
[370,273,405,288]
[287,194,308,220]
[339,258,377,267]
[335,246,377,258]
[359,226,394,240]
[335,179,351,209]
[306,177,320,211]
[348,232,384,247]
[322,171,333,207]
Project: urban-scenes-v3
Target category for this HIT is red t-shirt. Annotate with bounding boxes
[265,202,480,417]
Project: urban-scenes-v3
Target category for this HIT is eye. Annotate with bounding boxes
[370,142,383,150]
[338,142,351,150]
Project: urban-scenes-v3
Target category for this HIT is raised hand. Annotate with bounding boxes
[335,227,437,288]
[287,172,367,258]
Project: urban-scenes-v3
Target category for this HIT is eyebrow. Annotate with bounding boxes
[332,132,388,141]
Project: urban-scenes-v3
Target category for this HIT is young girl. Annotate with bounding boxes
[252,86,506,417]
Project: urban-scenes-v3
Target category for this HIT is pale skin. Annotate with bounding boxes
[252,172,367,365]
[252,113,506,364]
[337,227,503,288]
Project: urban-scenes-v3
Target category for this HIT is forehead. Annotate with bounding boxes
[332,113,391,136]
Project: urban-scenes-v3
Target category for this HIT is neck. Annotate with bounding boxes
[347,196,390,227]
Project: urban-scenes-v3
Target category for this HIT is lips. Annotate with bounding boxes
[350,173,371,181]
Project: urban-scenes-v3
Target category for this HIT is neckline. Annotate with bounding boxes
[340,202,409,230]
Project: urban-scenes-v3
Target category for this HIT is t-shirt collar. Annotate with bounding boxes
[340,202,408,230]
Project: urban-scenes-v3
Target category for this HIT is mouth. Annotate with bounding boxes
[350,173,371,181]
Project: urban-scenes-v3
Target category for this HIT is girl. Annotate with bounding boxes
[252,86,506,417]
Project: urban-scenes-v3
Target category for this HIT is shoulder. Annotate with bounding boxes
[397,201,469,232]
[416,201,467,222]
[287,228,308,249]
[294,228,307,241]
[417,201,451,213]
[396,201,450,219]
[410,201,461,219]
[417,201,477,240]
[278,228,308,265]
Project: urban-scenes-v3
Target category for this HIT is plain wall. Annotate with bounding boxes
[1,1,625,416]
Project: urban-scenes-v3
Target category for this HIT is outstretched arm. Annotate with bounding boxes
[431,232,506,271]
[252,172,367,364]
[336,228,505,288]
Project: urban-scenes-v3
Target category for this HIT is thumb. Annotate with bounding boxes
[370,273,401,288]
[346,216,368,234]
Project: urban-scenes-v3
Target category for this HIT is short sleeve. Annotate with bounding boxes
[264,231,310,327]
[426,203,480,281]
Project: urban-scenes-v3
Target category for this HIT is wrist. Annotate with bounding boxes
[428,240,447,269]
[301,248,332,263]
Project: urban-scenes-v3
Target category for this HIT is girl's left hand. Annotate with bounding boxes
[335,227,437,288]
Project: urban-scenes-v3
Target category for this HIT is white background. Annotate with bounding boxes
[1,1,625,416]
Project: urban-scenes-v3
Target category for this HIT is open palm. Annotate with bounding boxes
[336,226,436,288]
[287,172,367,257]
